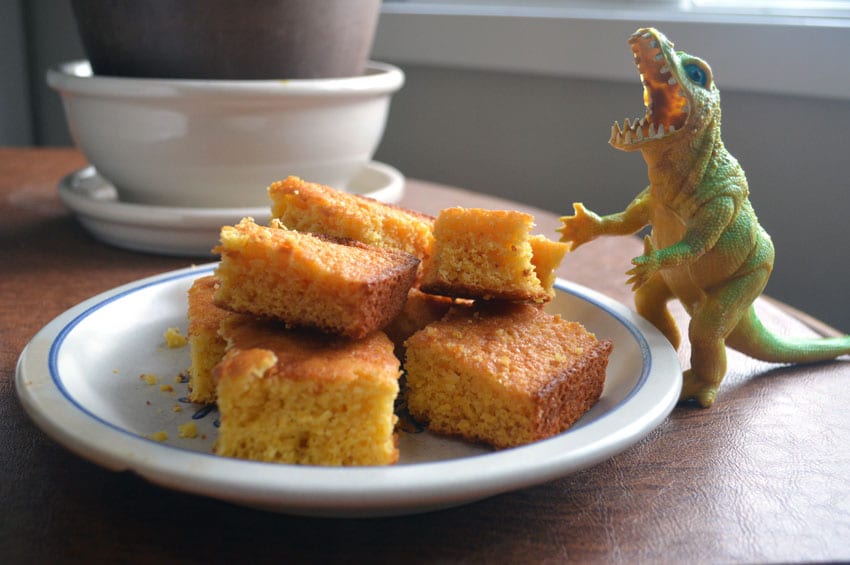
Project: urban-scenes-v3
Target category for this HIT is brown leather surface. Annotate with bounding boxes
[2,147,848,562]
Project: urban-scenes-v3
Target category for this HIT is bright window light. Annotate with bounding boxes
[686,0,850,16]
[691,0,850,6]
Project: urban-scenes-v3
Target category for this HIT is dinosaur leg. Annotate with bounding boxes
[634,272,681,350]
[682,269,768,407]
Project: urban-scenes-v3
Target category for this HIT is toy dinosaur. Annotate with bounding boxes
[558,27,850,407]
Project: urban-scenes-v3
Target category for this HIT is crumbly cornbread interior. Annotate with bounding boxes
[404,302,611,448]
[214,314,400,466]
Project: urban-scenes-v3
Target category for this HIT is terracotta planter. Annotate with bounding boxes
[71,0,381,79]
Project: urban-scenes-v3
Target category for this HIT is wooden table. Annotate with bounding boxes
[2,147,848,563]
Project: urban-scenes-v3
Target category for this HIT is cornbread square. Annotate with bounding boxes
[186,275,228,404]
[214,314,401,466]
[420,207,565,303]
[404,303,612,448]
[213,218,420,339]
[268,176,435,263]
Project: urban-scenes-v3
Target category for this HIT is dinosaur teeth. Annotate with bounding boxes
[610,123,623,145]
[612,116,679,146]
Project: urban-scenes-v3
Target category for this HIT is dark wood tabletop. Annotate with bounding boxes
[2,147,848,563]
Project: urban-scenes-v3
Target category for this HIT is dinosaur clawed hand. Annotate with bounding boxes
[626,235,660,290]
[558,202,602,250]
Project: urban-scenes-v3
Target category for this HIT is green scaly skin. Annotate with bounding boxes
[558,27,850,407]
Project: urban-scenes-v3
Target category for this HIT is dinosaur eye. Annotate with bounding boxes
[684,63,707,87]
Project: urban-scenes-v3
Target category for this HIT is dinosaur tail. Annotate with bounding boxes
[728,306,850,364]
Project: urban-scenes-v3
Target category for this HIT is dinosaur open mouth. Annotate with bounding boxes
[610,29,690,148]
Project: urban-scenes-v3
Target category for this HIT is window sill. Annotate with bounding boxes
[374,2,850,100]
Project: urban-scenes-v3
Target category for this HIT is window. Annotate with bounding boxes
[376,0,850,99]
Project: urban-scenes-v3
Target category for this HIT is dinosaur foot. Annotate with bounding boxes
[678,369,718,408]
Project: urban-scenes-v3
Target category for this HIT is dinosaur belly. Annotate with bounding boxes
[650,205,705,310]
[652,202,768,315]
[660,264,705,314]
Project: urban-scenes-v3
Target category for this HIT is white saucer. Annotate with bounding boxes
[58,162,405,257]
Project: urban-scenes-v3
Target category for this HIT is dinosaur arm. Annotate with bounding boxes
[627,195,737,289]
[559,187,651,249]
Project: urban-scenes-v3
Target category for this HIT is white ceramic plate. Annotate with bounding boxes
[15,264,681,518]
[57,162,405,257]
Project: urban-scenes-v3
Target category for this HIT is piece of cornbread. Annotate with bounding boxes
[529,234,570,294]
[382,287,467,351]
[186,275,229,404]
[268,176,435,263]
[404,302,612,448]
[420,207,567,303]
[213,218,420,339]
[213,314,401,466]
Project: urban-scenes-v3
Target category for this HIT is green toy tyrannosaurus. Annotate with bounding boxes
[558,27,850,407]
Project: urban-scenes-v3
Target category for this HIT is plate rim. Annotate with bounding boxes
[15,263,681,517]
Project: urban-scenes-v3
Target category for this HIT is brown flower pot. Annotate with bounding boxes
[70,0,381,79]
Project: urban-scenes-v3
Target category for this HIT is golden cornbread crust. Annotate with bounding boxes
[268,176,435,263]
[186,275,228,404]
[420,207,562,303]
[404,302,612,448]
[213,218,419,339]
[214,314,401,466]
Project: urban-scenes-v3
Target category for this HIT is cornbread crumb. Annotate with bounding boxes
[172,404,183,413]
[178,422,198,439]
[164,326,187,348]
[404,302,612,448]
[140,373,158,385]
[147,431,168,442]
[159,384,174,393]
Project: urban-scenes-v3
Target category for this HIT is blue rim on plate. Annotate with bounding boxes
[16,264,681,517]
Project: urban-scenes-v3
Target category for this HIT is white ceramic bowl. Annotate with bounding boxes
[47,60,404,207]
